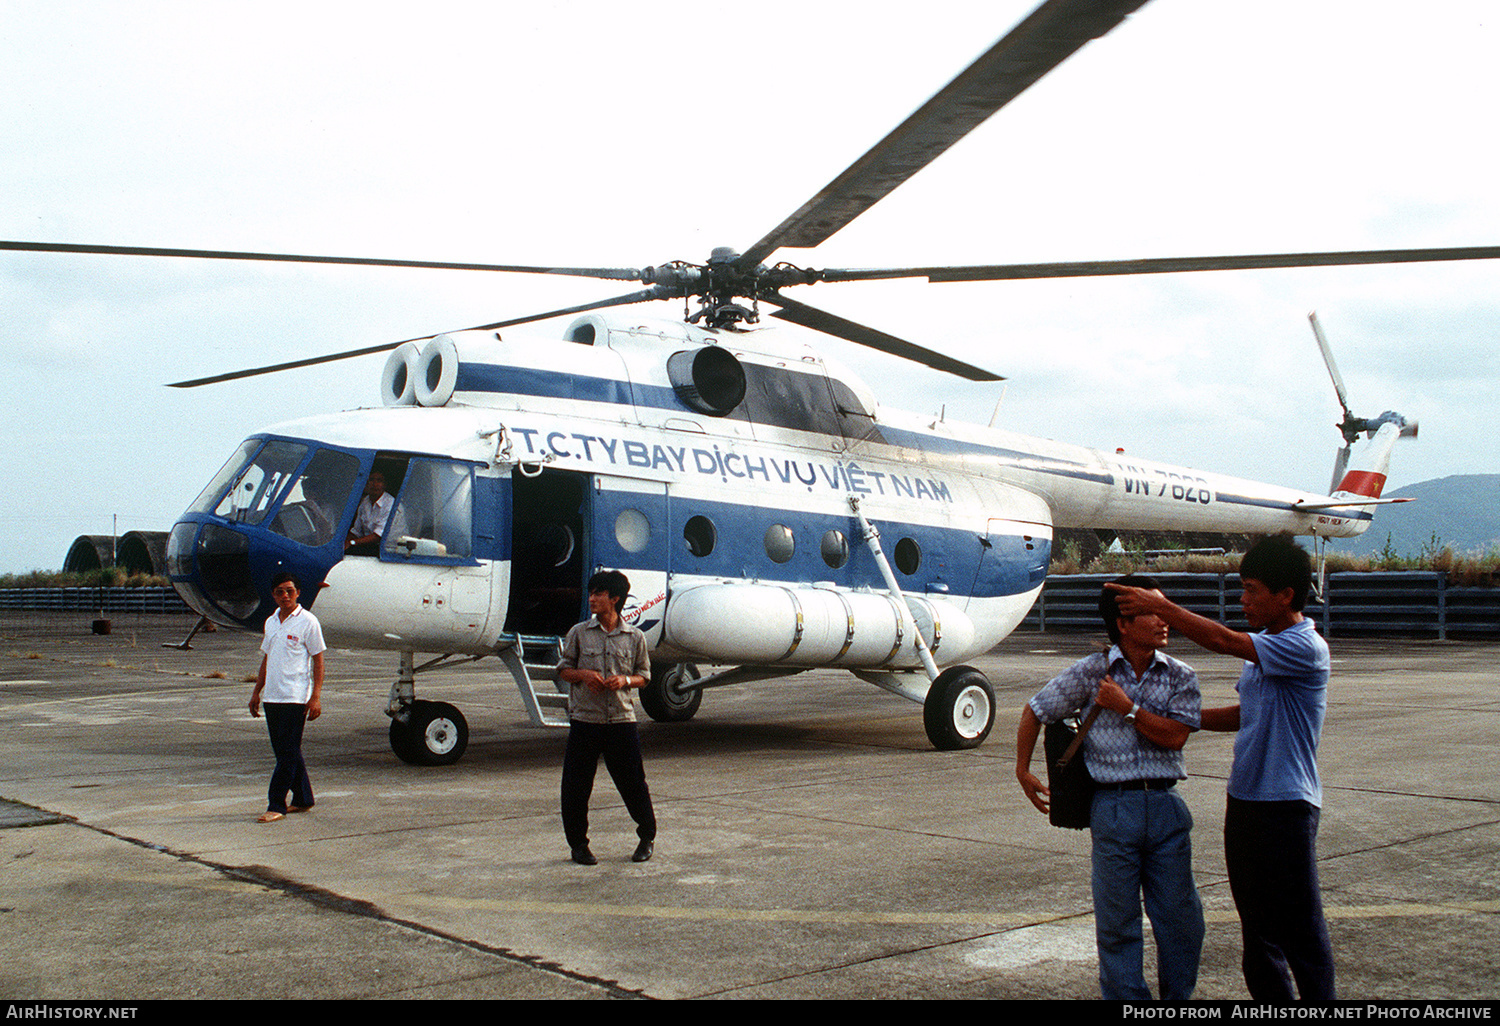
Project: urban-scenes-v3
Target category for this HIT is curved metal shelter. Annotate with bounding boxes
[64,535,115,572]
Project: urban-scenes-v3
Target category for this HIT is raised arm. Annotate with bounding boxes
[1200,704,1241,732]
[1105,583,1259,663]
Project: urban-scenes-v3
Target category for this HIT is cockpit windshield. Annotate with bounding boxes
[186,439,261,515]
[269,448,361,548]
[191,440,309,525]
[185,438,362,550]
[171,437,488,628]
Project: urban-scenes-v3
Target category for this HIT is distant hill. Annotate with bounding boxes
[1329,474,1500,557]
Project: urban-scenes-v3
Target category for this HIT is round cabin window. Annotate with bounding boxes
[684,515,717,557]
[821,530,850,569]
[764,524,795,564]
[894,537,921,575]
[614,509,651,554]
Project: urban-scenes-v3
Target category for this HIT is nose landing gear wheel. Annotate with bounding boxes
[390,700,469,765]
[922,665,995,751]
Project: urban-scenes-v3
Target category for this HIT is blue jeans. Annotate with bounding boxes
[1091,785,1205,1000]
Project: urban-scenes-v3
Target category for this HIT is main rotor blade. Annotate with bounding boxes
[816,244,1500,283]
[167,287,668,388]
[167,339,418,388]
[762,294,1003,382]
[461,286,669,331]
[737,0,1150,269]
[0,239,644,281]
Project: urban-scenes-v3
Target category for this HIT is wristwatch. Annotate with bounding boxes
[1125,703,1140,722]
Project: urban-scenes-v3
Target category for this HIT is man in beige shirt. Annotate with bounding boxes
[557,570,655,866]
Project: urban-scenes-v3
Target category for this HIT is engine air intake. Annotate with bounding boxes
[667,347,746,417]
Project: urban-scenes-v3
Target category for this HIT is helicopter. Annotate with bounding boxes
[3,0,1493,763]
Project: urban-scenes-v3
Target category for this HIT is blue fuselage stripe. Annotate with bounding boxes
[588,492,1048,600]
[452,363,1113,487]
[456,364,670,408]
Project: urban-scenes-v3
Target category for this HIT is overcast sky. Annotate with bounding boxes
[3,0,1497,573]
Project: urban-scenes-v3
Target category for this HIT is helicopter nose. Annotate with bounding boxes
[167,520,263,625]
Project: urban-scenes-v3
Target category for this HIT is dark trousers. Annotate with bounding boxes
[1224,796,1336,1000]
[561,721,655,849]
[264,702,313,814]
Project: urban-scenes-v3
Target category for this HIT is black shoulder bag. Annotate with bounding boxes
[1043,703,1103,830]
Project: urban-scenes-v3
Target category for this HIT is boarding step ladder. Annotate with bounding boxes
[496,633,571,728]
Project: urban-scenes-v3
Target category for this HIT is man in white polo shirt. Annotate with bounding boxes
[248,572,326,823]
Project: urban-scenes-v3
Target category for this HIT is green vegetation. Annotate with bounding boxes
[1053,534,1500,587]
[0,568,171,589]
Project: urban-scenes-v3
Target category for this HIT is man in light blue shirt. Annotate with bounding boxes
[1108,536,1335,1001]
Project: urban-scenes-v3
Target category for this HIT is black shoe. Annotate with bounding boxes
[571,846,597,866]
[631,839,654,863]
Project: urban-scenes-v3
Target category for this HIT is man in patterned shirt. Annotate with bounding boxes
[1016,574,1205,1000]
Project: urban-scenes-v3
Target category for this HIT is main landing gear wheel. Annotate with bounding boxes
[923,665,995,751]
[390,700,469,766]
[641,662,702,723]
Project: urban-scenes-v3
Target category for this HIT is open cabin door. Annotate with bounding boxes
[506,468,590,638]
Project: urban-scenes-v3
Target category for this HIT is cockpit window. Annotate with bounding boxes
[383,459,475,561]
[211,441,309,525]
[269,448,361,548]
[186,439,262,515]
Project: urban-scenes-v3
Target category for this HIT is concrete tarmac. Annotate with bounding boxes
[0,610,1496,1001]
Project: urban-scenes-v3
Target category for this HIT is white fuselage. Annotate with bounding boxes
[178,313,1393,667]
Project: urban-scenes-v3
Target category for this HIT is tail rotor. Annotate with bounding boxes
[1309,311,1369,493]
[1302,311,1419,598]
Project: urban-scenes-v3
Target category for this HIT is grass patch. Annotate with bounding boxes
[1058,535,1500,586]
[0,568,170,589]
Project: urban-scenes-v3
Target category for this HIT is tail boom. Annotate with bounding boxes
[974,413,1415,541]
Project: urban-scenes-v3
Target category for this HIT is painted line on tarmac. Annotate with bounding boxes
[1323,900,1500,919]
[406,895,1500,926]
[0,684,237,710]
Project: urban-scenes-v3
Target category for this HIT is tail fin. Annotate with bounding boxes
[1332,411,1418,500]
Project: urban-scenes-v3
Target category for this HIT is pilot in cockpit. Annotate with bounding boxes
[345,470,392,555]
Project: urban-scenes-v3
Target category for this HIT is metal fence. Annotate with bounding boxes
[0,586,191,615]
[5,575,1498,638]
[1023,572,1500,639]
